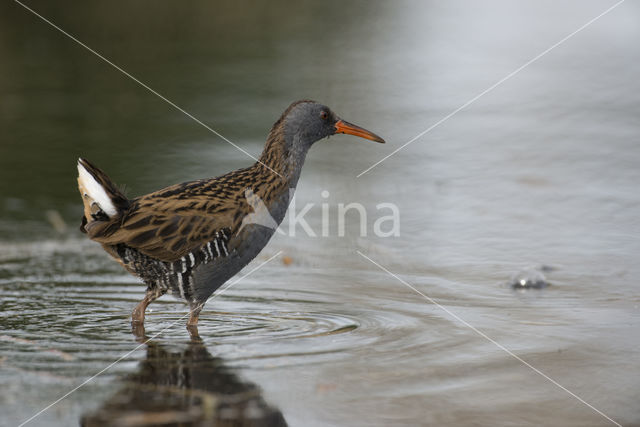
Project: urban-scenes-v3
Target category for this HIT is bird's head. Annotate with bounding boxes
[281,100,385,148]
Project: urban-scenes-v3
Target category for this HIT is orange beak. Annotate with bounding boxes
[334,119,385,143]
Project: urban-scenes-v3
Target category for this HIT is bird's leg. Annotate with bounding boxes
[186,324,201,341]
[187,302,204,327]
[131,322,147,341]
[132,286,165,325]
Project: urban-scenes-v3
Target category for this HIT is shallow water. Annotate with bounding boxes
[1,1,640,426]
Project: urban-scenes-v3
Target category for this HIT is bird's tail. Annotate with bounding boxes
[77,158,130,233]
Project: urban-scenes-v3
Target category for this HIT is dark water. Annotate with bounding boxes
[1,1,639,426]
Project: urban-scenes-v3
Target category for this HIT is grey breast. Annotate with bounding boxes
[189,188,292,302]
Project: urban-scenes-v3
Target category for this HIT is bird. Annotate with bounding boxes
[77,100,385,328]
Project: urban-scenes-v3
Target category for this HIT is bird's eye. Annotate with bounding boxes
[320,111,328,120]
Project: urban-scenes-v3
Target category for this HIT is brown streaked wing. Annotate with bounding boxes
[86,182,249,262]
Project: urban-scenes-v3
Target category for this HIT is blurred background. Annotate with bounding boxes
[1,1,639,426]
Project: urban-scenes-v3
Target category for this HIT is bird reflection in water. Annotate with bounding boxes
[81,325,287,427]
